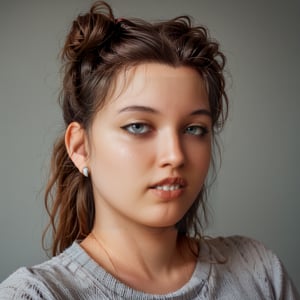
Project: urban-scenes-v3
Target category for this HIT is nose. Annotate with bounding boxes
[157,130,185,169]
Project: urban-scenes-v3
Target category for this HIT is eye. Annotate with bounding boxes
[122,123,151,135]
[185,125,208,136]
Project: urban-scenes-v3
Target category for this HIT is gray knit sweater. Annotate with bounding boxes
[0,236,299,299]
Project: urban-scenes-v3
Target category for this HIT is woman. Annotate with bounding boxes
[0,1,298,299]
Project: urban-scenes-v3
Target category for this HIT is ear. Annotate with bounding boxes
[65,122,89,174]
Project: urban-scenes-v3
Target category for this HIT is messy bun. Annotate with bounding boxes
[61,2,115,128]
[44,1,228,255]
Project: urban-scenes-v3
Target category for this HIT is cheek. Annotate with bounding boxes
[188,143,212,181]
[189,140,211,165]
[89,135,153,177]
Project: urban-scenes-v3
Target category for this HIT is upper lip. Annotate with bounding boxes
[150,177,187,188]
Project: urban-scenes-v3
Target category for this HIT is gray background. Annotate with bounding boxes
[1,0,299,289]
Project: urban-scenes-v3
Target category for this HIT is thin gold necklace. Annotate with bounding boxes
[89,231,118,275]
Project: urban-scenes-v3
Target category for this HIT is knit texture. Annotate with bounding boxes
[0,236,299,299]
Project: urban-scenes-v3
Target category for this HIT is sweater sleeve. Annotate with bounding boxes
[0,267,56,300]
[226,236,300,299]
[261,243,299,299]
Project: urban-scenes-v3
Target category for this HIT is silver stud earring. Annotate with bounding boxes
[82,167,89,178]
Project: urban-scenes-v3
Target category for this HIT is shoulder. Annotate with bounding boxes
[0,267,55,299]
[0,243,85,299]
[201,235,299,299]
[200,235,281,279]
[207,235,276,264]
[205,235,282,278]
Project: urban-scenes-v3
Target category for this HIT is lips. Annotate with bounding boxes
[151,177,187,190]
[150,177,187,200]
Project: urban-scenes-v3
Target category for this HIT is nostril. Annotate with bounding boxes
[159,147,185,168]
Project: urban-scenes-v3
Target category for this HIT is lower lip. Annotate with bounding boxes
[150,188,184,200]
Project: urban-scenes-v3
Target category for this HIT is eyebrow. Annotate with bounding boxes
[118,105,158,114]
[118,105,212,117]
[190,109,212,117]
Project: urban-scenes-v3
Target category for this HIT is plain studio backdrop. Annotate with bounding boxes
[0,0,299,288]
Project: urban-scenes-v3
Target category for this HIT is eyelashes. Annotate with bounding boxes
[185,125,209,136]
[121,122,209,137]
[121,123,151,135]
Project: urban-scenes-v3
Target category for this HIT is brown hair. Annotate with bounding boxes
[43,1,228,256]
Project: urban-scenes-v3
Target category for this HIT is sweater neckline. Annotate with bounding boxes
[64,240,212,299]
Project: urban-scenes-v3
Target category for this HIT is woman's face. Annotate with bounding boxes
[88,63,212,230]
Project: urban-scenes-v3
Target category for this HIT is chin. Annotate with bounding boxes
[142,215,185,230]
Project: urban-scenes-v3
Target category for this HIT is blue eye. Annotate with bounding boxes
[185,125,208,136]
[122,123,151,135]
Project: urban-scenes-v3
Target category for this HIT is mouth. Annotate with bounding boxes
[150,177,187,192]
[154,184,182,191]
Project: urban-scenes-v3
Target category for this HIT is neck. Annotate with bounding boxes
[80,217,198,294]
[91,224,182,276]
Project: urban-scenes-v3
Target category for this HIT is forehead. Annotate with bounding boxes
[101,63,209,113]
